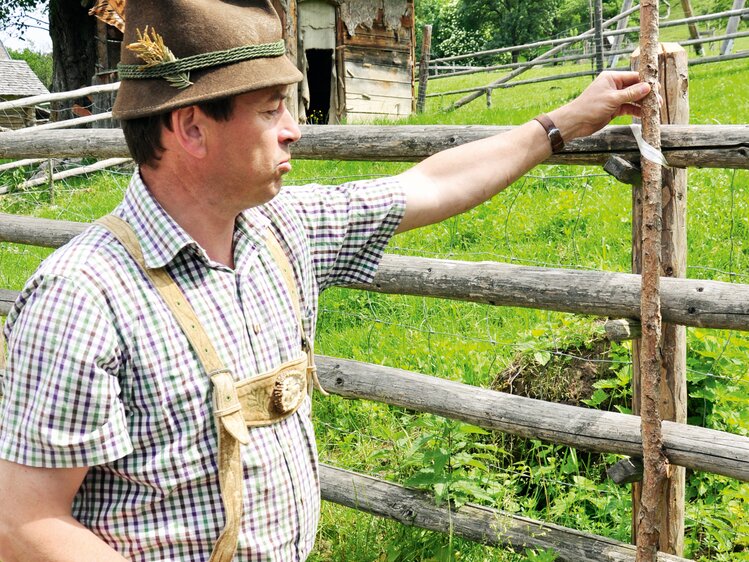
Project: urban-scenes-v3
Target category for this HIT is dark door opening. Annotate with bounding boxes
[305,49,332,124]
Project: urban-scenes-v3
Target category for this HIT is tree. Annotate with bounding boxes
[1,0,96,118]
[9,47,53,89]
[457,0,564,62]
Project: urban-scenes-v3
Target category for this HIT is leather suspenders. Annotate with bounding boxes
[96,214,322,562]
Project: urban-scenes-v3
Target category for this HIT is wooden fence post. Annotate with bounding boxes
[680,0,704,55]
[417,25,433,114]
[594,0,606,72]
[609,0,635,67]
[721,0,746,55]
[631,41,688,558]
[47,159,54,205]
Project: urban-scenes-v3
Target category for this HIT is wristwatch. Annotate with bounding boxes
[533,114,565,154]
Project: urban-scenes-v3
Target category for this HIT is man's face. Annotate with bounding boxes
[204,85,301,211]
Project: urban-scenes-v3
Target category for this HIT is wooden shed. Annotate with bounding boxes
[291,0,416,123]
[0,41,50,130]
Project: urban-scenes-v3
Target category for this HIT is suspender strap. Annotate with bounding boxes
[264,231,327,396]
[0,320,6,400]
[97,215,245,562]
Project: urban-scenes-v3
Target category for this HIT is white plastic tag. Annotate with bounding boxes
[630,124,669,167]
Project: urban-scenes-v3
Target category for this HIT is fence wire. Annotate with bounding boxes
[1,144,748,558]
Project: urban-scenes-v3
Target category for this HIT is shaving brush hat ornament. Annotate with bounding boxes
[93,0,303,120]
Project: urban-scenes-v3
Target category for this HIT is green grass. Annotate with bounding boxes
[2,31,749,562]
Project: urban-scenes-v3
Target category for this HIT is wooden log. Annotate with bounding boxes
[605,318,642,341]
[608,457,645,485]
[604,155,642,185]
[0,125,746,170]
[610,0,636,67]
[721,0,746,55]
[18,158,131,190]
[416,25,432,113]
[0,158,46,173]
[319,464,690,562]
[635,8,668,559]
[428,70,599,98]
[313,356,749,481]
[680,0,704,56]
[631,42,689,557]
[0,82,121,113]
[0,289,16,316]
[688,49,749,66]
[605,7,749,39]
[594,0,605,72]
[5,112,114,134]
[5,215,749,331]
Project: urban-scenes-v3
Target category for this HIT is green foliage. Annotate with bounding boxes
[8,46,52,88]
[458,0,564,60]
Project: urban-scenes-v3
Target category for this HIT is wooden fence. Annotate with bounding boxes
[1,46,749,559]
[420,4,749,110]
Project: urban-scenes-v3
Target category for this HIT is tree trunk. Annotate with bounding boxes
[49,0,97,121]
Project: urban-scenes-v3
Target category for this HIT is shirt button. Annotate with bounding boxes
[253,323,261,334]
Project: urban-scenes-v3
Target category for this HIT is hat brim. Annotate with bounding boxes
[113,55,303,120]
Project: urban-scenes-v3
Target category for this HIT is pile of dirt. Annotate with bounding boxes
[491,339,613,407]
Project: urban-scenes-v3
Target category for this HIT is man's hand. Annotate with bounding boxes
[548,70,652,141]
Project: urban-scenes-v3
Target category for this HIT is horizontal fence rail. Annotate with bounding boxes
[314,357,749,482]
[0,82,120,112]
[320,464,690,562]
[3,214,749,331]
[0,125,747,169]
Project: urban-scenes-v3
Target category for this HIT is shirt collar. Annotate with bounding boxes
[118,169,271,270]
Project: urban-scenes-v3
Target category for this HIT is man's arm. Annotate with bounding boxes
[0,459,129,562]
[396,71,651,233]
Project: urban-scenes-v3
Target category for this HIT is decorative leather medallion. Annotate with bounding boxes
[271,369,307,414]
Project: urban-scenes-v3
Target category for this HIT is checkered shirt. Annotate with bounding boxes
[0,170,405,561]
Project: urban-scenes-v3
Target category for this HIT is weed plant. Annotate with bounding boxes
[1,27,748,562]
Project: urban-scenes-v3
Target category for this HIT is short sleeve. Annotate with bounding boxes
[0,274,132,467]
[281,176,406,290]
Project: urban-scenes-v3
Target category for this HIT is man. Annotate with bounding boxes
[0,1,651,560]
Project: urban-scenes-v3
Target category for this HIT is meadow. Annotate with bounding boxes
[1,17,748,562]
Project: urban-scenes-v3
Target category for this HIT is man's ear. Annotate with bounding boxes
[168,106,208,159]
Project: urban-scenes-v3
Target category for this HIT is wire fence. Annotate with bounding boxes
[1,152,746,557]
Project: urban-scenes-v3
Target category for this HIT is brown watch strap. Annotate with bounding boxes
[533,113,565,154]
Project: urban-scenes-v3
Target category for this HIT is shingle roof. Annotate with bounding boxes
[0,59,49,97]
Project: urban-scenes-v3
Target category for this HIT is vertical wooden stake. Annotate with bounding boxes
[634,1,669,560]
[609,0,635,68]
[630,42,688,558]
[47,159,54,206]
[721,0,746,56]
[593,0,606,73]
[486,89,492,108]
[679,0,704,56]
[417,25,433,114]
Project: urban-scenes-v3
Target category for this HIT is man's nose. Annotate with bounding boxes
[279,107,301,144]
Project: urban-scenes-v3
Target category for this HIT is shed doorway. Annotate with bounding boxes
[304,49,333,124]
[299,0,338,124]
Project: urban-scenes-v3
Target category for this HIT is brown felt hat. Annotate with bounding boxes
[113,0,302,120]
